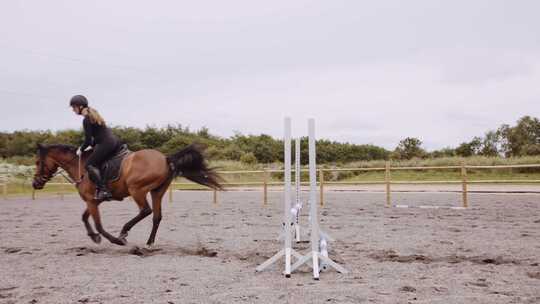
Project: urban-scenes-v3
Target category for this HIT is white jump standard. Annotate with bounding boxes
[256,118,348,279]
[255,117,302,277]
[289,119,348,279]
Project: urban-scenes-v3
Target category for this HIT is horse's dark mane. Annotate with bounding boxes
[44,144,77,154]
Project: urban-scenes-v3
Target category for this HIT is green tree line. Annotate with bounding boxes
[1,116,538,163]
[393,116,540,159]
[0,124,388,164]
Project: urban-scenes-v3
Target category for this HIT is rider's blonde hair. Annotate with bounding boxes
[86,107,106,126]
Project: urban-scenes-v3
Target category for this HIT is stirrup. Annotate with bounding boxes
[95,189,113,201]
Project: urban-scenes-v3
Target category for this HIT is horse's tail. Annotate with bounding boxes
[166,144,224,190]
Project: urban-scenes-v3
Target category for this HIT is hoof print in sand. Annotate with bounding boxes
[4,248,22,254]
[400,286,416,293]
[527,272,540,279]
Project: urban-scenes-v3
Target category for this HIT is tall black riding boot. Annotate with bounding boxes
[86,165,113,201]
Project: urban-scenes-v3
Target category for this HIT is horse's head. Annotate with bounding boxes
[32,144,60,190]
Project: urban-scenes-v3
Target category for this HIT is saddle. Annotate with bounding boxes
[99,144,131,183]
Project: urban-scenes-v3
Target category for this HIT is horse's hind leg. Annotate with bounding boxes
[146,183,169,247]
[118,190,152,243]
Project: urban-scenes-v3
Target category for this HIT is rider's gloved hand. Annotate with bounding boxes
[76,147,82,156]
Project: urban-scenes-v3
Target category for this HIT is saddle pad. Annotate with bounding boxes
[100,145,131,183]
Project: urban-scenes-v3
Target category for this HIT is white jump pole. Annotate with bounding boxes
[308,118,321,279]
[284,119,293,276]
[290,118,348,279]
[256,117,301,277]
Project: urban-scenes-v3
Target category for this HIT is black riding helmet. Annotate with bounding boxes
[69,95,88,108]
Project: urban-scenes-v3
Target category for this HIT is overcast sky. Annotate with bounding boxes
[1,0,539,150]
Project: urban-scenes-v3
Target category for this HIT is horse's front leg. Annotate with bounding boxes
[86,201,126,246]
[82,209,101,244]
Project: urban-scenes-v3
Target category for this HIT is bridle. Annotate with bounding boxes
[35,152,83,186]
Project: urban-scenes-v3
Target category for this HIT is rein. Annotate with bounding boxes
[54,154,84,185]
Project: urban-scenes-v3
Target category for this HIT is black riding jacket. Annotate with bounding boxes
[80,117,120,151]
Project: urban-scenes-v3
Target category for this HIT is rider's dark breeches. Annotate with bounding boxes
[85,143,117,169]
[85,143,118,188]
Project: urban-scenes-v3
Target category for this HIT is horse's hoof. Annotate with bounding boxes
[146,243,154,250]
[90,234,101,244]
[118,233,128,244]
[111,237,127,246]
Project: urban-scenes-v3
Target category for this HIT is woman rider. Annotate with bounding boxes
[70,95,121,201]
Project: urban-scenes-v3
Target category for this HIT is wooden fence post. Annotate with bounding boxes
[1,175,7,200]
[263,169,268,206]
[461,163,468,208]
[319,169,324,206]
[385,161,391,207]
[168,183,173,204]
[2,182,7,200]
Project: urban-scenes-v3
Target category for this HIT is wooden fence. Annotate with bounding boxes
[2,163,540,208]
[168,163,540,208]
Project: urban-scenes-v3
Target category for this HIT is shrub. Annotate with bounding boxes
[240,152,258,165]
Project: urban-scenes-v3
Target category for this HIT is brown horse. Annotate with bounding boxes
[32,143,223,246]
